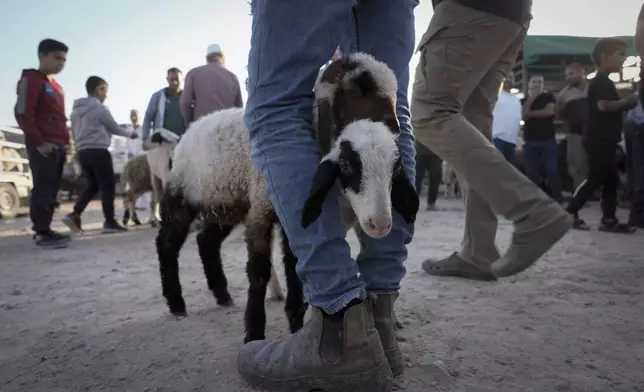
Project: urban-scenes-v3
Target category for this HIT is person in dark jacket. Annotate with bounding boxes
[414,140,442,210]
[62,76,137,234]
[14,38,71,249]
[566,38,638,233]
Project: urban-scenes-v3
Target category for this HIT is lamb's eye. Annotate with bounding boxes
[338,160,353,175]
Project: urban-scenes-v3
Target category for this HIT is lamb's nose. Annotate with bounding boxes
[366,216,392,233]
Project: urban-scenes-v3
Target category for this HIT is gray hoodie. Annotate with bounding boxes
[70,97,133,151]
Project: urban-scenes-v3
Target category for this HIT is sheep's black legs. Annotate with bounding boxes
[243,222,274,343]
[156,190,197,316]
[280,226,306,334]
[122,208,130,226]
[197,222,235,306]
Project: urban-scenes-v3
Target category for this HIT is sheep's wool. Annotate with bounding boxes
[168,108,271,220]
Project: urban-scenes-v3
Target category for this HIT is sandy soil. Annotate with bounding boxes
[1,198,643,392]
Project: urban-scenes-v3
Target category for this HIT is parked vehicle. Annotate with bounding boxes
[0,126,32,219]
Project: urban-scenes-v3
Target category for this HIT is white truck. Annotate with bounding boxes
[0,126,32,219]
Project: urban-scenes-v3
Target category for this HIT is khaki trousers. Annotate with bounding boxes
[411,0,552,267]
[566,133,588,191]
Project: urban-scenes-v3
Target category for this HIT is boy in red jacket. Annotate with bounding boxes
[14,38,71,248]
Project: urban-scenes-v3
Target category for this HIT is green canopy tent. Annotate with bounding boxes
[512,35,638,93]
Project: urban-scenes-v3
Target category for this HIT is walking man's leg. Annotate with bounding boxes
[350,0,418,377]
[566,144,604,230]
[411,1,572,279]
[427,152,442,207]
[238,1,392,391]
[415,155,427,198]
[25,142,70,247]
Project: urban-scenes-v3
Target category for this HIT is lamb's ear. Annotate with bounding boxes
[315,60,345,155]
[301,160,339,229]
[150,132,164,144]
[391,163,419,225]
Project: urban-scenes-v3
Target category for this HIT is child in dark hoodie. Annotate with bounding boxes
[14,38,71,248]
[62,76,137,234]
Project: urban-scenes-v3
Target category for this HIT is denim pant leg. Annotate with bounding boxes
[630,127,644,217]
[351,0,418,293]
[245,0,363,315]
[522,141,541,186]
[544,139,563,201]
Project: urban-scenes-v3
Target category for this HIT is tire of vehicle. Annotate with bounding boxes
[0,183,20,219]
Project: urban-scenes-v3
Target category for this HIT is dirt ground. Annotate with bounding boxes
[1,198,643,392]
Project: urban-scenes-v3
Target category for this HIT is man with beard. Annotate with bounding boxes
[556,63,588,192]
[141,68,186,140]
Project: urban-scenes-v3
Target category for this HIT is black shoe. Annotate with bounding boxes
[102,220,128,234]
[62,213,83,233]
[599,218,636,234]
[628,215,644,229]
[33,230,71,249]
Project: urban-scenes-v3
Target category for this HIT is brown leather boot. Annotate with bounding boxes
[372,292,404,377]
[237,298,392,392]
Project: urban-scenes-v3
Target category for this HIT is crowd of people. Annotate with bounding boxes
[10,0,644,390]
[417,56,644,235]
[13,40,243,247]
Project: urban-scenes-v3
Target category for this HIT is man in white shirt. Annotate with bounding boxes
[492,77,522,164]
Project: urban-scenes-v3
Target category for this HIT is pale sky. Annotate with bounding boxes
[1,0,642,126]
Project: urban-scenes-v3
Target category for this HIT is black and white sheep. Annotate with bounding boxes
[156,109,303,344]
[303,52,419,236]
[156,52,419,344]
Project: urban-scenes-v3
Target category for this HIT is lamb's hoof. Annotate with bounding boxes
[133,220,142,226]
[217,297,234,307]
[122,220,129,226]
[171,310,187,319]
[149,221,158,228]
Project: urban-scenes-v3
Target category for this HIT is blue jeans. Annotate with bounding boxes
[625,122,644,221]
[523,139,563,201]
[493,138,516,165]
[245,0,418,314]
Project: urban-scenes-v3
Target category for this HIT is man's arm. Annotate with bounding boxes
[180,70,195,125]
[521,95,537,118]
[14,75,44,145]
[524,93,555,118]
[593,79,635,112]
[101,106,133,137]
[527,103,556,118]
[141,92,157,139]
